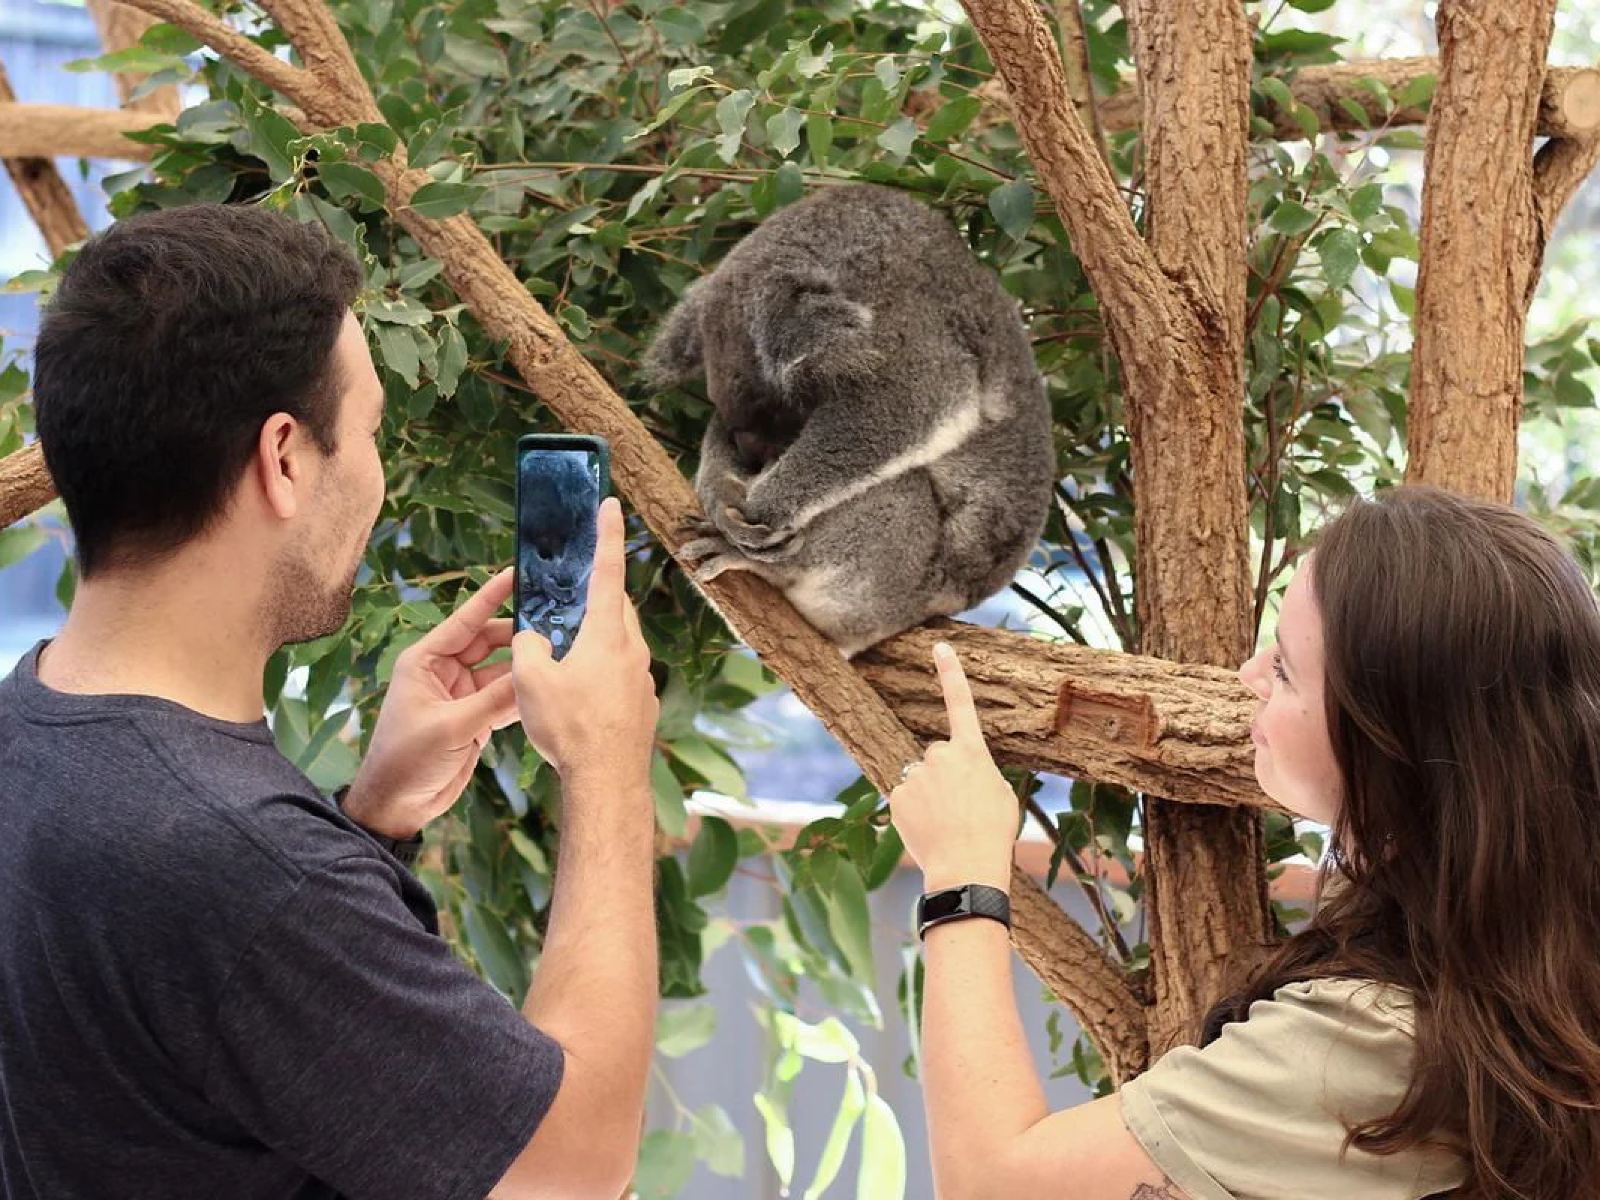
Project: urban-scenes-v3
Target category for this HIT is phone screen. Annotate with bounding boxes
[515,445,604,659]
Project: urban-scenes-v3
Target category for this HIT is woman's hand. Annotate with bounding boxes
[888,642,1021,893]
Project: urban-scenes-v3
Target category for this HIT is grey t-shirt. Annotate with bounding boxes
[0,640,564,1200]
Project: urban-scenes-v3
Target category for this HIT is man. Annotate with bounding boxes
[0,203,661,1200]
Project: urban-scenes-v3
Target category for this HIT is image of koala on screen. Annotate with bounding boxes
[517,449,600,656]
[643,183,1056,658]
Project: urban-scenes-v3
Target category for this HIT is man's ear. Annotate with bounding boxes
[256,413,302,520]
[749,268,877,388]
[642,278,709,386]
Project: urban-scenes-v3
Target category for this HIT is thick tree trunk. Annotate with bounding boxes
[1407,0,1558,501]
[1118,0,1271,1057]
[960,0,1270,1060]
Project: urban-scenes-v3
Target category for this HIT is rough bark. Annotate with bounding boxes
[84,0,182,120]
[0,66,90,257]
[960,0,1268,1058]
[1097,58,1600,142]
[98,0,1149,1072]
[859,619,1282,813]
[1052,0,1110,170]
[1407,0,1559,503]
[1531,132,1600,299]
[0,444,55,530]
[1118,0,1271,1057]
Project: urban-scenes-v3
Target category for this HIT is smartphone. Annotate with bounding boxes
[514,433,611,660]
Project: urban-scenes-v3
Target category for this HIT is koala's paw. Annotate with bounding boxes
[678,527,753,582]
[720,505,803,558]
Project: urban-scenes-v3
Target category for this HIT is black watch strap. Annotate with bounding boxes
[916,883,1011,941]
[332,785,426,868]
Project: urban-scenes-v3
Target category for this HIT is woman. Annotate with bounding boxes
[890,485,1600,1199]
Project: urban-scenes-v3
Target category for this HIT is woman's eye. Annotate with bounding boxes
[1272,652,1289,683]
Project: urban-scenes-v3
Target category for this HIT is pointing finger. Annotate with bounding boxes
[933,641,983,745]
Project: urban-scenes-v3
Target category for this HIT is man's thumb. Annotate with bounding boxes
[513,628,554,671]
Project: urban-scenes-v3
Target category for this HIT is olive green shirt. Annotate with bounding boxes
[1119,977,1467,1199]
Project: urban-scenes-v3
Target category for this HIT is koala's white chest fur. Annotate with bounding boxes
[788,393,985,531]
[783,563,853,630]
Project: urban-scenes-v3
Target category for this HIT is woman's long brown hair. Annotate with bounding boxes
[1199,485,1600,1198]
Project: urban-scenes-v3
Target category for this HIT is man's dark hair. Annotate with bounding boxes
[33,202,364,578]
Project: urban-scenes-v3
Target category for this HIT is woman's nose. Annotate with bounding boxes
[1238,652,1268,699]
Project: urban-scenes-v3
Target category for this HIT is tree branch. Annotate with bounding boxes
[1097,57,1600,142]
[0,66,90,257]
[0,443,54,529]
[84,0,182,120]
[958,0,1174,345]
[857,619,1281,813]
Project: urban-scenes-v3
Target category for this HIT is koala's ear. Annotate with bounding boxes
[642,279,709,386]
[750,269,876,387]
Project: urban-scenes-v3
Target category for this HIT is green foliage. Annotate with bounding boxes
[7,0,1600,1193]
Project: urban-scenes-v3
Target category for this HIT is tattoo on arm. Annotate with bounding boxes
[1131,1180,1187,1200]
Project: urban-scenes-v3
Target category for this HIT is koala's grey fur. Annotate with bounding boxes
[644,184,1055,658]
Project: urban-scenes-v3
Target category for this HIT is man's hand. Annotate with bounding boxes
[342,567,519,839]
[512,496,659,793]
[888,642,1020,893]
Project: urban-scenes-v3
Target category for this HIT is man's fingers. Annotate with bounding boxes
[451,670,517,738]
[416,568,515,659]
[451,619,514,668]
[471,659,513,688]
[933,642,984,745]
[513,627,554,672]
[582,496,626,631]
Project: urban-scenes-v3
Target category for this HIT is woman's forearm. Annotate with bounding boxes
[922,912,1051,1199]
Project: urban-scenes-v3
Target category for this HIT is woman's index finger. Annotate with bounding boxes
[933,642,983,744]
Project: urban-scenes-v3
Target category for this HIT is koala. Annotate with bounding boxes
[643,184,1056,659]
[517,451,600,654]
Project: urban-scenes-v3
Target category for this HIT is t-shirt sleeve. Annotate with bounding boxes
[1117,979,1466,1200]
[201,853,565,1200]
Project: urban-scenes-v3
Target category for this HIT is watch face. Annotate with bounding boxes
[921,889,969,922]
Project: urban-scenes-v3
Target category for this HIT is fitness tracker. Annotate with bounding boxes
[916,883,1011,940]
